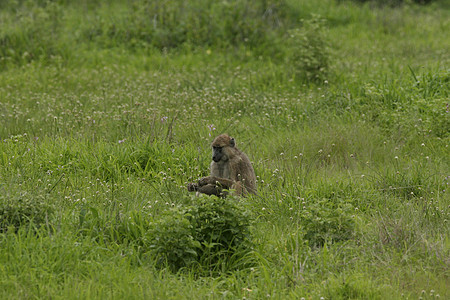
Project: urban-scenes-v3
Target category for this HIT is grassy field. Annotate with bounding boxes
[0,0,449,299]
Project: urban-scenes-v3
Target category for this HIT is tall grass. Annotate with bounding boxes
[1,0,449,299]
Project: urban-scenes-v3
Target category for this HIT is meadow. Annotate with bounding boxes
[0,0,449,299]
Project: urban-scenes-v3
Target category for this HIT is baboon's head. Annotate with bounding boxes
[211,134,235,163]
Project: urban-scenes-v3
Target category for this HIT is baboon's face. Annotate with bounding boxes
[212,146,227,163]
[211,134,235,163]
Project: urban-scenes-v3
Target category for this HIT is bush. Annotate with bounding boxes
[147,209,201,271]
[185,196,253,259]
[0,191,54,232]
[74,194,253,272]
[148,195,253,272]
[284,16,331,82]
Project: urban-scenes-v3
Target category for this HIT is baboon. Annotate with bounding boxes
[188,134,257,196]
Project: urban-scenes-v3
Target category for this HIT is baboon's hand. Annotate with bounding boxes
[187,182,198,192]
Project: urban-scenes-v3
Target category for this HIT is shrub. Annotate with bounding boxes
[0,191,54,232]
[284,16,331,82]
[147,209,201,271]
[185,196,253,260]
[75,194,253,271]
[148,195,254,272]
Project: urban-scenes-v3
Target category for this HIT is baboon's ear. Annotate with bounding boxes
[230,137,235,147]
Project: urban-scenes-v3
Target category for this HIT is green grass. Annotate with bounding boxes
[1,0,449,299]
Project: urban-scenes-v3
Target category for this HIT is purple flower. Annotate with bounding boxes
[208,124,216,137]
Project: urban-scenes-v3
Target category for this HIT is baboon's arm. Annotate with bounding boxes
[209,176,235,189]
[198,176,234,189]
[197,184,222,196]
[199,176,244,195]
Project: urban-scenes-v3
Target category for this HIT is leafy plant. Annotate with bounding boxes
[145,208,199,271]
[185,195,253,262]
[285,16,331,82]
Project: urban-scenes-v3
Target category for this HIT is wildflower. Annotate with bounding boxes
[207,124,216,136]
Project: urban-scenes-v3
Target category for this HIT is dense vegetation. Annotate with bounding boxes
[0,0,448,298]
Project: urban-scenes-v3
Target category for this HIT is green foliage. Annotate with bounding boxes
[75,195,254,272]
[185,196,253,259]
[372,164,431,200]
[0,0,291,65]
[359,68,449,138]
[0,0,449,298]
[0,0,333,85]
[323,274,387,299]
[299,197,356,247]
[147,208,201,271]
[285,16,331,82]
[149,195,254,272]
[0,190,53,232]
[0,0,70,66]
[123,0,287,49]
[77,205,114,242]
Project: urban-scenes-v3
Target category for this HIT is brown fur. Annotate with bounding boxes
[187,134,257,196]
